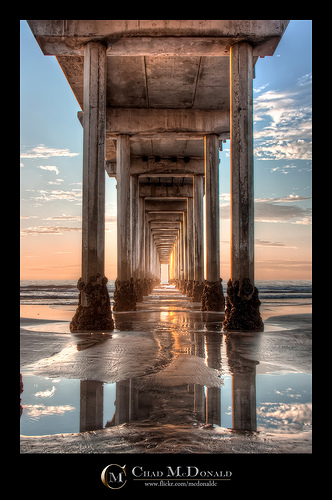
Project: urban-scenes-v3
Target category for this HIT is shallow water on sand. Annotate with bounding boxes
[20,285,312,440]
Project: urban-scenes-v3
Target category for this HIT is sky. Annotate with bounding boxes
[20,20,312,281]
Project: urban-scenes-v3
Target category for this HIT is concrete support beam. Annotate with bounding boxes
[187,197,194,281]
[131,175,139,279]
[138,197,145,278]
[107,157,205,178]
[28,20,289,58]
[179,222,184,282]
[79,380,104,432]
[81,42,107,287]
[145,211,151,277]
[105,36,282,58]
[117,134,132,281]
[113,134,137,311]
[204,134,220,281]
[223,42,263,331]
[183,209,188,282]
[139,183,193,198]
[145,199,187,212]
[106,158,205,178]
[70,41,113,331]
[202,134,225,311]
[147,212,183,221]
[230,42,254,286]
[193,174,204,283]
[106,108,229,138]
[192,174,204,302]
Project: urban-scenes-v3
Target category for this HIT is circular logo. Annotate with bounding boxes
[101,464,127,490]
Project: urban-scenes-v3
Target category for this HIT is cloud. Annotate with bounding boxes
[47,179,64,185]
[254,82,270,94]
[257,402,312,431]
[20,226,81,237]
[254,74,312,161]
[255,194,311,204]
[219,193,231,205]
[33,189,82,202]
[37,165,60,175]
[43,215,82,222]
[219,195,312,225]
[297,73,312,87]
[35,386,56,398]
[254,200,312,225]
[271,164,297,174]
[20,144,79,159]
[255,239,296,248]
[23,404,75,418]
[255,259,312,271]
[255,139,312,161]
[105,215,117,224]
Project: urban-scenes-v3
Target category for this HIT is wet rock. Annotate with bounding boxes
[201,279,225,312]
[223,278,264,331]
[70,274,114,332]
[113,278,137,311]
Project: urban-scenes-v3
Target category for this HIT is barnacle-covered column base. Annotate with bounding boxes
[201,278,225,312]
[70,274,114,332]
[191,281,204,302]
[223,278,264,331]
[133,278,144,302]
[113,278,137,312]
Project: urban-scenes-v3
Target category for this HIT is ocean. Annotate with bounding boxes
[20,279,312,306]
[20,280,116,306]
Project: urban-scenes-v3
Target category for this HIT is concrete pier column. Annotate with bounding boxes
[131,175,144,301]
[205,332,222,425]
[145,214,150,275]
[135,195,145,301]
[205,134,220,281]
[223,42,263,331]
[201,134,225,311]
[183,207,188,292]
[175,233,180,285]
[192,174,204,302]
[70,42,114,332]
[131,175,139,279]
[175,240,179,282]
[225,333,258,431]
[113,134,137,311]
[138,197,145,278]
[187,196,194,297]
[143,213,152,295]
[117,134,131,281]
[179,220,184,284]
[80,380,104,432]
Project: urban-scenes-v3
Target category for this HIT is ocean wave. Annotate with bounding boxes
[20,280,311,305]
[20,280,115,305]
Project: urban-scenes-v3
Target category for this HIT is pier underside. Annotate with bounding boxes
[27,20,289,330]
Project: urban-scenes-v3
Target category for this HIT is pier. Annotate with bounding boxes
[27,20,289,331]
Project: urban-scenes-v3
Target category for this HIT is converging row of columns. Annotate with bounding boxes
[70,40,263,333]
[114,133,221,311]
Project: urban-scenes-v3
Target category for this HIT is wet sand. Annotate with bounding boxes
[20,285,312,454]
